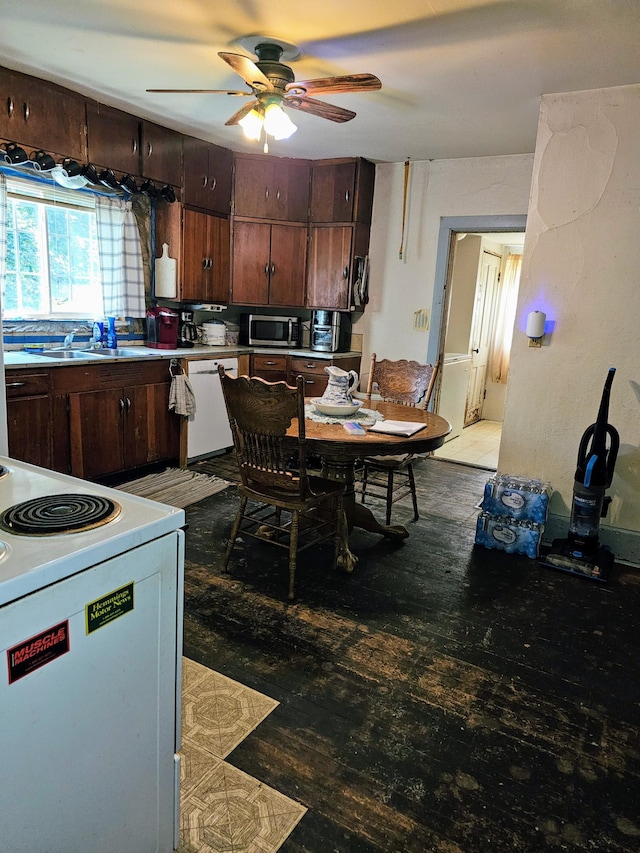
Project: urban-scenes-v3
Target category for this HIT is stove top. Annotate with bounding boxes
[0,457,185,606]
[0,493,122,536]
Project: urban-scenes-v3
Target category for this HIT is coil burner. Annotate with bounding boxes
[0,493,122,536]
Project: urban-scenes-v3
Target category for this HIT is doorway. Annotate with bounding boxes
[427,215,526,468]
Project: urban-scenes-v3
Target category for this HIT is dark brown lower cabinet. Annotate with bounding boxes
[52,361,180,480]
[5,371,53,469]
[250,353,362,395]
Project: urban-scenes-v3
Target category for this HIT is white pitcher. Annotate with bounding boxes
[321,365,359,405]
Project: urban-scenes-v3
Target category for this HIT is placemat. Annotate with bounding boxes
[304,404,384,426]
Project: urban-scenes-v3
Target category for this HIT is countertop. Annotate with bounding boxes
[3,345,362,369]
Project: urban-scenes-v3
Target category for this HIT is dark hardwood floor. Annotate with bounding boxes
[184,455,640,852]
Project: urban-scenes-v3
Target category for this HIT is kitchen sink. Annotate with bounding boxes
[38,350,103,360]
[86,348,155,358]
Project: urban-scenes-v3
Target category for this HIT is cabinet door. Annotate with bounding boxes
[183,137,232,214]
[140,120,182,186]
[86,102,140,174]
[206,214,231,304]
[233,156,276,218]
[181,208,209,301]
[0,67,86,161]
[6,396,52,469]
[69,388,125,479]
[268,224,307,307]
[181,209,230,304]
[124,383,180,469]
[231,220,272,305]
[272,159,310,221]
[310,160,356,222]
[307,225,353,310]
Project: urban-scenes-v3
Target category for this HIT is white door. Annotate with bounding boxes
[464,252,500,426]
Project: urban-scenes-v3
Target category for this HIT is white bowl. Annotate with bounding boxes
[312,399,363,417]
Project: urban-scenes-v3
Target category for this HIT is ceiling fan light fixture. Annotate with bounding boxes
[263,100,297,140]
[238,107,264,141]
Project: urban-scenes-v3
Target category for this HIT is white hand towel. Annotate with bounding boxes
[169,374,196,417]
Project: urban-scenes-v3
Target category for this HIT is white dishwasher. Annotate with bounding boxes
[187,358,238,462]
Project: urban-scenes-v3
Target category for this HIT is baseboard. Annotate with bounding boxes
[543,514,640,569]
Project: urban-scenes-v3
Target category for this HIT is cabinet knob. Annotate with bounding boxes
[265,361,276,366]
[264,187,269,200]
[210,176,217,191]
[270,263,275,275]
[125,397,131,412]
[276,188,281,201]
[7,97,13,118]
[304,364,315,369]
[23,102,29,121]
[345,189,350,203]
[131,138,137,154]
[202,176,208,188]
[264,263,270,277]
[119,398,125,414]
[147,141,153,156]
[202,258,208,270]
[6,381,25,388]
[343,266,349,279]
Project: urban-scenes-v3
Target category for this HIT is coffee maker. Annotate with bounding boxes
[146,307,179,349]
[177,308,198,348]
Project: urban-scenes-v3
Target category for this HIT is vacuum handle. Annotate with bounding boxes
[577,422,620,488]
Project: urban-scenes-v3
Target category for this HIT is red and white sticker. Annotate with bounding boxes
[7,620,70,684]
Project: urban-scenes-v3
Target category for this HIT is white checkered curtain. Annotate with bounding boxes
[95,195,146,318]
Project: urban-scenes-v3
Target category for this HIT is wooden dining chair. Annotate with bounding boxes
[359,354,440,524]
[218,367,345,600]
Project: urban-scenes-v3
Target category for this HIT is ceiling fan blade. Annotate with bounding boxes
[285,73,381,97]
[285,96,356,123]
[218,52,273,92]
[225,101,260,127]
[147,89,251,95]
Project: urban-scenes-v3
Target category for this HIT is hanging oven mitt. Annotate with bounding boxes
[169,373,196,417]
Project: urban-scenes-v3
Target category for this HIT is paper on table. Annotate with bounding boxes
[367,420,426,437]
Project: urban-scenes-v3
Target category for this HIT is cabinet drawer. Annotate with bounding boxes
[289,357,327,376]
[5,372,51,398]
[292,373,328,397]
[252,354,288,372]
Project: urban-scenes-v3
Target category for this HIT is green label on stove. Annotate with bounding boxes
[86,582,134,634]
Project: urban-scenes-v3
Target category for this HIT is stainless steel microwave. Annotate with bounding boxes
[239,314,301,348]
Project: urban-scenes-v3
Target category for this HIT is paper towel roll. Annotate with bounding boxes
[154,243,177,298]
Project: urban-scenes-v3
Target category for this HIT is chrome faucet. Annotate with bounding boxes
[63,329,79,348]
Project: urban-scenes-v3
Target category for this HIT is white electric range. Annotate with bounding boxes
[0,457,185,853]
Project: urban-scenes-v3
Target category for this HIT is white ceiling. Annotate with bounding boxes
[1,1,639,163]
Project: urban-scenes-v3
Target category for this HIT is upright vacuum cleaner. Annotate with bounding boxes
[541,368,619,581]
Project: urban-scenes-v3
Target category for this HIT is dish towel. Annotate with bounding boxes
[169,374,197,417]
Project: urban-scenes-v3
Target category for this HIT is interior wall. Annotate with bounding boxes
[356,154,534,390]
[500,84,640,540]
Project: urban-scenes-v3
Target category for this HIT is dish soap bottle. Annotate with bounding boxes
[92,321,104,348]
[106,317,118,350]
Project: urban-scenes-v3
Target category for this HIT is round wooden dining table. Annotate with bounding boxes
[291,400,452,571]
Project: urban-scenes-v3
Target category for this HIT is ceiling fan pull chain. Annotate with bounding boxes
[399,158,410,260]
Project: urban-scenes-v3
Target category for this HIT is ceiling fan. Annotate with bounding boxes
[147,37,381,150]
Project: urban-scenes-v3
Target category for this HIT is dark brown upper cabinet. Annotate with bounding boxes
[310,157,375,224]
[183,137,233,215]
[233,153,311,222]
[140,120,183,186]
[86,102,140,174]
[0,66,86,162]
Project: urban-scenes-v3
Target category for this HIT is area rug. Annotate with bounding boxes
[116,467,232,508]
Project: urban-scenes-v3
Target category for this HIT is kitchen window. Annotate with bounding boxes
[3,175,103,319]
[0,171,146,321]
